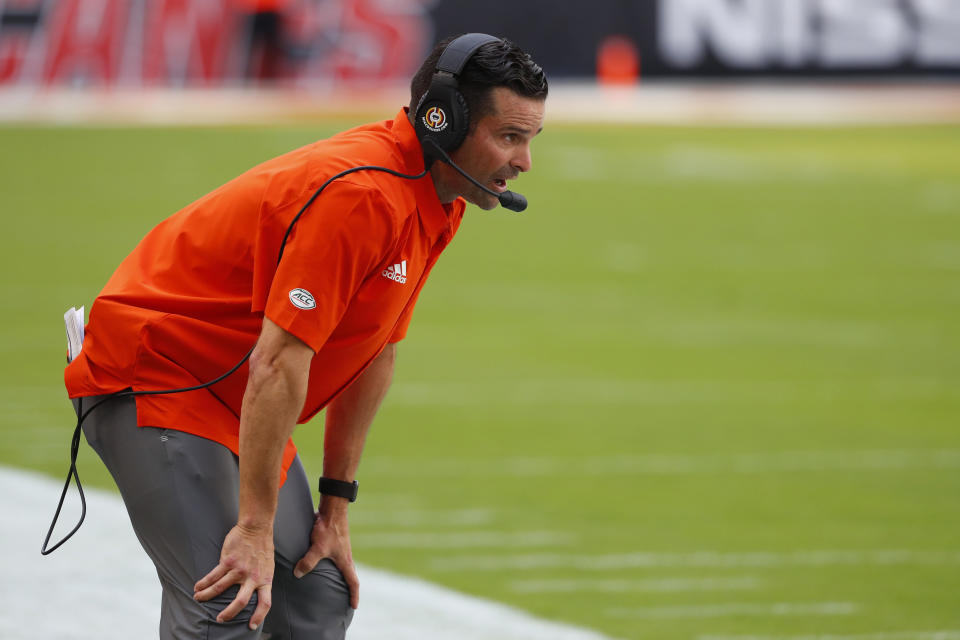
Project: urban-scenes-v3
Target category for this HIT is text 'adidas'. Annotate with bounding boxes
[382,260,407,284]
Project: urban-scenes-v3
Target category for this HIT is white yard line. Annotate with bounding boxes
[390,378,942,408]
[431,549,960,572]
[606,601,857,619]
[509,576,762,594]
[0,466,614,640]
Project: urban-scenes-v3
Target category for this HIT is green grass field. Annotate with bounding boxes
[1,120,958,639]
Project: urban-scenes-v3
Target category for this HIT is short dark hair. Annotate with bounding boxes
[409,35,548,126]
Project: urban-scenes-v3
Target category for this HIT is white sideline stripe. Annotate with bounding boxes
[430,549,960,572]
[0,466,615,640]
[698,632,960,640]
[2,84,958,126]
[353,530,575,549]
[546,84,960,126]
[367,449,960,477]
[510,576,761,594]
[606,601,857,619]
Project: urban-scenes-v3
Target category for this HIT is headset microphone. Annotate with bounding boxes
[422,138,528,212]
[496,189,527,213]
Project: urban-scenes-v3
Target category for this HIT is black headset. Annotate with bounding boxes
[414,33,500,161]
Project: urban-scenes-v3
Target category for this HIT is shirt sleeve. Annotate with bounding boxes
[260,180,396,352]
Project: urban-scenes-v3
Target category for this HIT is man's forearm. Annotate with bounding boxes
[322,343,396,483]
[237,325,312,531]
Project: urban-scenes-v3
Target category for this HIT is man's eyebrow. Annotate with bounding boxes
[501,124,544,136]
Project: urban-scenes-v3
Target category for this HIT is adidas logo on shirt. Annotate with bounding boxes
[382,260,407,284]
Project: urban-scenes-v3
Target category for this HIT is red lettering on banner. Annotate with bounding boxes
[332,0,428,82]
[285,0,430,84]
[0,31,30,83]
[0,0,43,84]
[42,0,129,86]
[5,0,433,88]
[141,0,234,86]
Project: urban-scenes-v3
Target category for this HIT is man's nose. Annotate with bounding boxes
[512,144,532,173]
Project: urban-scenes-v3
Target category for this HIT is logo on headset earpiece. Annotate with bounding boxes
[422,106,448,133]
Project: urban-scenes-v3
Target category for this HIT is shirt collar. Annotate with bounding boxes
[391,108,465,243]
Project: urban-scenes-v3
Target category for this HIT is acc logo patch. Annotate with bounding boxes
[288,288,316,310]
[423,106,448,132]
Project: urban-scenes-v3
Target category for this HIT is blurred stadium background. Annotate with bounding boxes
[1,1,959,639]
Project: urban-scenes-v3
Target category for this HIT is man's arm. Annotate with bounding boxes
[293,341,396,609]
[193,317,313,629]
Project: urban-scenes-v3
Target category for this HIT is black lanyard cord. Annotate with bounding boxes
[42,163,428,555]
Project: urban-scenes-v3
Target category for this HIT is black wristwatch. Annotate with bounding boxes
[319,476,359,503]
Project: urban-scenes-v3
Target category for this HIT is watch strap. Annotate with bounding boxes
[319,476,359,502]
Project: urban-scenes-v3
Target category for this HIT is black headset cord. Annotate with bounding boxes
[41,163,428,555]
[41,349,255,555]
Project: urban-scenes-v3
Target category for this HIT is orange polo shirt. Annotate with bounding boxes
[65,109,465,483]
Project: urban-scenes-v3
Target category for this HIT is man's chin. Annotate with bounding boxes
[467,191,500,211]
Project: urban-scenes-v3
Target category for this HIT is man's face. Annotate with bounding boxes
[435,87,545,209]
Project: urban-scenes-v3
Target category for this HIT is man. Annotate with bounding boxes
[63,34,547,638]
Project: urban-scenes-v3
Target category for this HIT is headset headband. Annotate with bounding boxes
[436,33,500,76]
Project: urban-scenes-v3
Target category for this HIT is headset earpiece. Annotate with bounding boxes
[414,73,470,161]
[414,33,500,164]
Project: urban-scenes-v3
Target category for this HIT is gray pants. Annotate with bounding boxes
[77,393,354,639]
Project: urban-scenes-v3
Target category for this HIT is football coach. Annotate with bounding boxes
[62,34,547,639]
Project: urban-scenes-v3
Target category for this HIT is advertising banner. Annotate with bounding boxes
[1,0,957,88]
[429,0,960,78]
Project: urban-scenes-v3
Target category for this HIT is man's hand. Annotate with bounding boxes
[194,524,275,629]
[294,499,360,609]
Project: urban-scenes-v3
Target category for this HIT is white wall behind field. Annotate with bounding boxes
[1,83,958,126]
[0,466,616,640]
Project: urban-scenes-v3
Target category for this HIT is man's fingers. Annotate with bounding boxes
[216,581,256,623]
[343,560,360,609]
[194,566,272,627]
[249,585,272,630]
[194,564,229,594]
[194,569,241,602]
[293,546,324,579]
[294,549,361,609]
